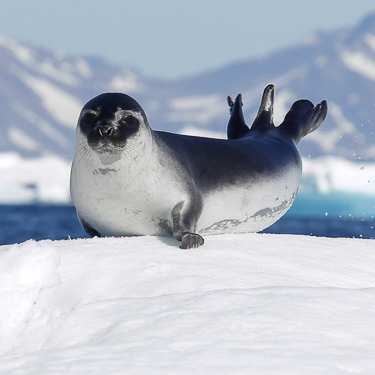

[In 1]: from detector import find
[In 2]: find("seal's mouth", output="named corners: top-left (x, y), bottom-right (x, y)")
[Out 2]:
top-left (87, 123), bottom-right (127, 153)
top-left (91, 141), bottom-right (125, 154)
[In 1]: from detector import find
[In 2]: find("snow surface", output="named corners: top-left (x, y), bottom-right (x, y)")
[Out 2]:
top-left (1, 234), bottom-right (375, 374)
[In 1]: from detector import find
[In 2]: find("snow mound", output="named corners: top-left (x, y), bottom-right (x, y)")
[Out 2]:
top-left (0, 241), bottom-right (60, 354)
top-left (0, 234), bottom-right (375, 374)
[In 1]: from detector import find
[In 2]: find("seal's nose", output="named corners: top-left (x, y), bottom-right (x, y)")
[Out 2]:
top-left (97, 124), bottom-right (114, 137)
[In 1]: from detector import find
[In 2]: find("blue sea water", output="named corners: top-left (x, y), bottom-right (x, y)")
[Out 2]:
top-left (0, 203), bottom-right (374, 246)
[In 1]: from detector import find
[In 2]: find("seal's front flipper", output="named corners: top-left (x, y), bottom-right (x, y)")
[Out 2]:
top-left (278, 99), bottom-right (328, 144)
top-left (249, 84), bottom-right (275, 133)
top-left (180, 232), bottom-right (204, 249)
top-left (172, 200), bottom-right (204, 249)
top-left (227, 94), bottom-right (249, 140)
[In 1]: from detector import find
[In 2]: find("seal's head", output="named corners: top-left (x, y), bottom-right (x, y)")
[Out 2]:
top-left (78, 93), bottom-right (149, 154)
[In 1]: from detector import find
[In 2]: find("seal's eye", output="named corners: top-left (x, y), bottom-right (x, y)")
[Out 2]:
top-left (122, 115), bottom-right (139, 127)
top-left (82, 111), bottom-right (98, 125)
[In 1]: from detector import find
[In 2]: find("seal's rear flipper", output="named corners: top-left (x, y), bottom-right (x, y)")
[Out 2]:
top-left (278, 99), bottom-right (328, 144)
top-left (227, 94), bottom-right (249, 140)
top-left (248, 84), bottom-right (276, 133)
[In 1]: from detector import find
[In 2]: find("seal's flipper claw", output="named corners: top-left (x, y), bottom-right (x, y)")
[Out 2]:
top-left (311, 100), bottom-right (328, 131)
top-left (180, 232), bottom-right (204, 249)
top-left (227, 96), bottom-right (235, 113)
top-left (227, 93), bottom-right (249, 140)
top-left (260, 84), bottom-right (275, 118)
top-left (279, 99), bottom-right (328, 144)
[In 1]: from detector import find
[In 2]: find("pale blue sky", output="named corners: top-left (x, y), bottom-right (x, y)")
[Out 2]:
top-left (1, 0), bottom-right (375, 79)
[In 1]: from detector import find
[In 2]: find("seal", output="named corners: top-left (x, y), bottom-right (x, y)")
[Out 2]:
top-left (70, 84), bottom-right (327, 249)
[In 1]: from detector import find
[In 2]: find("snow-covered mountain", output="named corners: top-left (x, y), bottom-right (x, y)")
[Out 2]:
top-left (0, 35), bottom-right (150, 159)
top-left (1, 14), bottom-right (375, 161)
